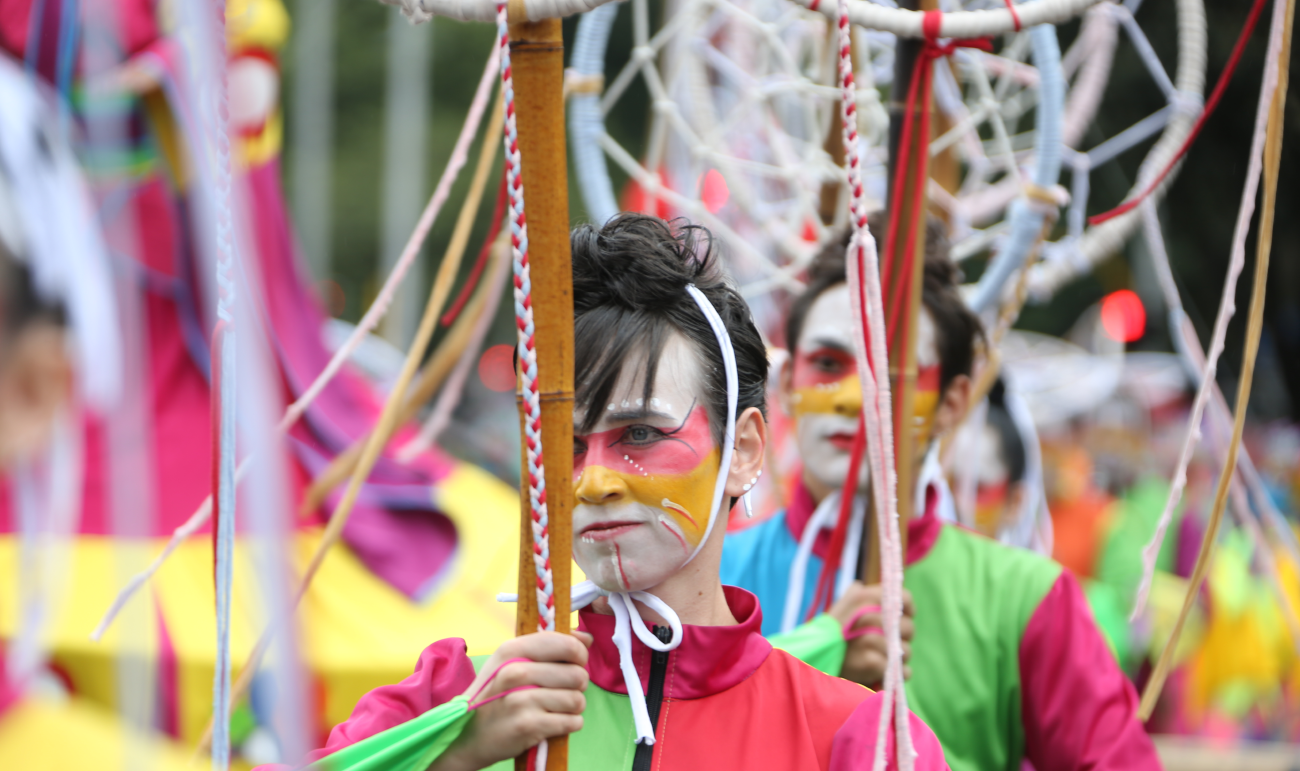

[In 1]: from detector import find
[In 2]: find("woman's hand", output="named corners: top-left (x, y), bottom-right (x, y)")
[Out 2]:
top-left (827, 582), bottom-right (914, 688)
top-left (428, 631), bottom-right (593, 771)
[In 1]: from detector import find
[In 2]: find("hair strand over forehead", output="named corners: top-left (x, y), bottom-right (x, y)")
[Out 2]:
top-left (571, 213), bottom-right (767, 443)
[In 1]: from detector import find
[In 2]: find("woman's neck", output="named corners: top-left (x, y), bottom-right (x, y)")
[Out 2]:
top-left (591, 555), bottom-right (737, 628)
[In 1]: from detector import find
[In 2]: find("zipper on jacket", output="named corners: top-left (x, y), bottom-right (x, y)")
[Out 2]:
top-left (631, 625), bottom-right (673, 771)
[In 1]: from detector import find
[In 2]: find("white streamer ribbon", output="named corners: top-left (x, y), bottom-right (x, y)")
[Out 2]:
top-left (779, 491), bottom-right (868, 634)
top-left (499, 580), bottom-right (682, 744)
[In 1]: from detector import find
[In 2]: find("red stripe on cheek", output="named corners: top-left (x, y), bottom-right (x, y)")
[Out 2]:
top-left (660, 520), bottom-right (688, 551)
top-left (615, 544), bottom-right (631, 590)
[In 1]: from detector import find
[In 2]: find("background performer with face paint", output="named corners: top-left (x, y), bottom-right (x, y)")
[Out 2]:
top-left (720, 214), bottom-right (1163, 771)
top-left (252, 213), bottom-right (949, 771)
top-left (0, 58), bottom-right (198, 769)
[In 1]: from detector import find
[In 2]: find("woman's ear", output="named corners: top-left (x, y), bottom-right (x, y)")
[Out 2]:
top-left (724, 406), bottom-right (767, 500)
top-left (775, 350), bottom-right (795, 418)
top-left (933, 373), bottom-right (972, 439)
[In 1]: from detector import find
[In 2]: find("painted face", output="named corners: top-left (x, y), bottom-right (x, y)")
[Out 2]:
top-left (910, 310), bottom-right (942, 449)
top-left (973, 423), bottom-right (1012, 536)
top-left (789, 285), bottom-right (862, 496)
top-left (572, 334), bottom-right (721, 593)
top-left (789, 286), bottom-right (944, 494)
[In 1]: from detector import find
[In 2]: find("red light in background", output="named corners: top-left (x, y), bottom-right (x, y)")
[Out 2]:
top-left (620, 171), bottom-right (673, 220)
top-left (1100, 289), bottom-right (1146, 343)
top-left (700, 169), bottom-right (729, 213)
top-left (478, 344), bottom-right (517, 392)
top-left (801, 218), bottom-right (819, 243)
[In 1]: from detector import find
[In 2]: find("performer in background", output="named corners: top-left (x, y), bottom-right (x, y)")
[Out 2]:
top-left (721, 215), bottom-right (1162, 771)
top-left (0, 54), bottom-right (194, 769)
top-left (0, 0), bottom-right (521, 756)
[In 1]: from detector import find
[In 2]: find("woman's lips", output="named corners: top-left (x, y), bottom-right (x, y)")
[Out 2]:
top-left (828, 432), bottom-right (856, 451)
top-left (579, 521), bottom-right (643, 542)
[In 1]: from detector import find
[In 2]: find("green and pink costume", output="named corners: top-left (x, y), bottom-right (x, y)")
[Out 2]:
top-left (721, 483), bottom-right (1161, 771)
top-left (268, 587), bottom-right (948, 770)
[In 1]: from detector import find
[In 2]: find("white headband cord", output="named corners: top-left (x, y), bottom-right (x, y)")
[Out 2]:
top-left (499, 283), bottom-right (740, 747)
top-left (683, 283), bottom-right (739, 565)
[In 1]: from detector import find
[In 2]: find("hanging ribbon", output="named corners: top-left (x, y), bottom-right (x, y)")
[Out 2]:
top-left (805, 11), bottom-right (991, 622)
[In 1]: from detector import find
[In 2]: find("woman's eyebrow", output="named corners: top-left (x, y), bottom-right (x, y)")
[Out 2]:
top-left (603, 409), bottom-right (675, 423)
top-left (805, 337), bottom-right (853, 354)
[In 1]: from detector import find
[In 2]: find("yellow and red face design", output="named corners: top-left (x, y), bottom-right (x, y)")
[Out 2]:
top-left (974, 479), bottom-right (1011, 536)
top-left (572, 337), bottom-right (722, 593)
top-left (789, 286), bottom-right (945, 495)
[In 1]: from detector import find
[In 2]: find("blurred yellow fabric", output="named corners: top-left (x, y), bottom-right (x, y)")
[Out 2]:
top-left (0, 696), bottom-right (204, 770)
top-left (0, 461), bottom-right (551, 745)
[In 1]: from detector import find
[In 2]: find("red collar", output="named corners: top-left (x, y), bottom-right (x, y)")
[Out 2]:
top-left (578, 586), bottom-right (772, 700)
top-left (784, 480), bottom-right (943, 566)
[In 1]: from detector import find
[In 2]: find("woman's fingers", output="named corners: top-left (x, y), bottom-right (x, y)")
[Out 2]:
top-left (495, 631), bottom-right (590, 667)
top-left (491, 660), bottom-right (589, 694)
top-left (505, 686), bottom-right (587, 716)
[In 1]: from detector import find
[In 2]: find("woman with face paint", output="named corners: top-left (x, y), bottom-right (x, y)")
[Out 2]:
top-left (264, 214), bottom-right (949, 771)
top-left (720, 216), bottom-right (1162, 771)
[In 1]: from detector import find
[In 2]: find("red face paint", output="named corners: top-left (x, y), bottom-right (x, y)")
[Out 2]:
top-left (573, 405), bottom-right (722, 592)
top-left (974, 479), bottom-right (1010, 536)
top-left (574, 405), bottom-right (714, 480)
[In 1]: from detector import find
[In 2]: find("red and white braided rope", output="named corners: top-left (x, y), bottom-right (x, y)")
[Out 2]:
top-left (835, 2), bottom-right (913, 769)
top-left (498, 2), bottom-right (556, 635)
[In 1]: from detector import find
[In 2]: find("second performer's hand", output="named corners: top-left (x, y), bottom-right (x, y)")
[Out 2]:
top-left (428, 631), bottom-right (593, 771)
top-left (827, 582), bottom-right (914, 689)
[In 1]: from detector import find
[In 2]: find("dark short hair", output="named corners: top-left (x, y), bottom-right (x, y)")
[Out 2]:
top-left (986, 378), bottom-right (1026, 484)
top-left (571, 213), bottom-right (768, 444)
top-left (0, 232), bottom-right (64, 340)
top-left (783, 212), bottom-right (982, 395)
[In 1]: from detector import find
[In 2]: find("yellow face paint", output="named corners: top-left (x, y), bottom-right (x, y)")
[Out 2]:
top-left (792, 373), bottom-right (863, 420)
top-left (909, 364), bottom-right (942, 447)
top-left (573, 407), bottom-right (722, 591)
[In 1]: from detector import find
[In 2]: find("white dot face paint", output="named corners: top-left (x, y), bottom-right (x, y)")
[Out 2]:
top-left (572, 334), bottom-right (722, 593)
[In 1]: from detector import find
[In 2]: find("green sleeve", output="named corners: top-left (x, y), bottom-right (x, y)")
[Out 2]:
top-left (770, 613), bottom-right (846, 676)
top-left (311, 696), bottom-right (475, 771)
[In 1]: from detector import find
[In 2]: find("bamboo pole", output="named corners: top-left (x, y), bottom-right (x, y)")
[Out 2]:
top-left (862, 0), bottom-right (934, 582)
top-left (506, 12), bottom-right (574, 771)
top-left (1137, 0), bottom-right (1293, 718)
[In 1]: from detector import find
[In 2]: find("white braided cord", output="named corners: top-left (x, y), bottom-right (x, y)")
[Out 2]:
top-left (835, 1), bottom-right (911, 769)
top-left (209, 0), bottom-right (238, 767)
top-left (498, 2), bottom-right (556, 634)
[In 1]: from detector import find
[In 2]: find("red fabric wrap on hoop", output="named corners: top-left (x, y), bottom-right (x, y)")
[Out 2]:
top-left (1004, 0), bottom-right (1022, 33)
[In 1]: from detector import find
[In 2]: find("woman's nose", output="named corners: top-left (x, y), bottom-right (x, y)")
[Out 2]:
top-left (833, 374), bottom-right (863, 416)
top-left (575, 465), bottom-right (629, 505)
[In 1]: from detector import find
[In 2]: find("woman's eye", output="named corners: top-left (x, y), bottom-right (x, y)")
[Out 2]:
top-left (623, 425), bottom-right (661, 444)
top-left (573, 438), bottom-right (588, 456)
top-left (814, 356), bottom-right (842, 373)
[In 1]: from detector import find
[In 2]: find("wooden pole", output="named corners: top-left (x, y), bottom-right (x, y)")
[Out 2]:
top-left (862, 0), bottom-right (934, 582)
top-left (507, 13), bottom-right (574, 771)
top-left (819, 26), bottom-right (855, 226)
